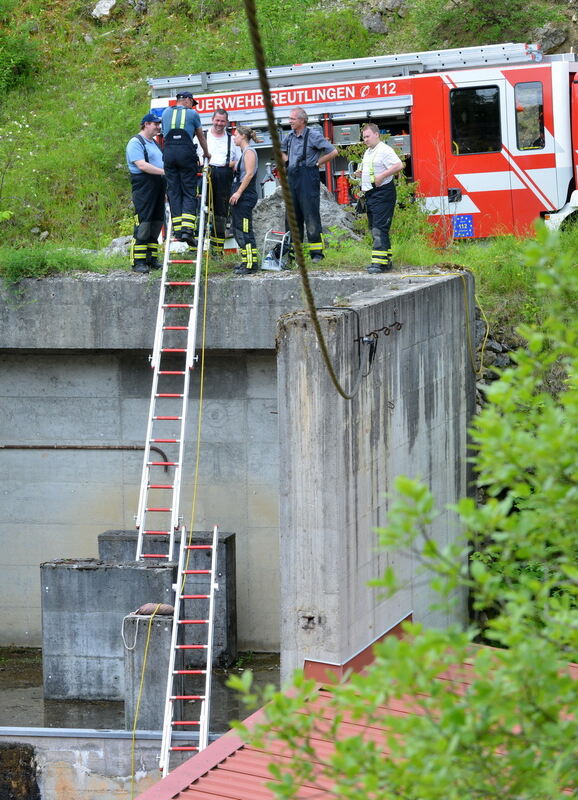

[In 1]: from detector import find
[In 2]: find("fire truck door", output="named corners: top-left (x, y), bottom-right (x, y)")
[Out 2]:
top-left (442, 78), bottom-right (514, 239)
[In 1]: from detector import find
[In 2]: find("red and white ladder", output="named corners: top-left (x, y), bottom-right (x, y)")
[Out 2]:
top-left (132, 161), bottom-right (219, 771)
top-left (159, 523), bottom-right (219, 776)
top-left (135, 161), bottom-right (210, 562)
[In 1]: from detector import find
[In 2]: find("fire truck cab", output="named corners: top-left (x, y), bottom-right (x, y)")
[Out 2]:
top-left (149, 42), bottom-right (578, 240)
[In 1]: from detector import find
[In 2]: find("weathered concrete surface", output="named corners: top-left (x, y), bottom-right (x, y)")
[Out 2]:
top-left (0, 269), bottom-right (474, 663)
top-left (277, 272), bottom-right (476, 678)
top-left (99, 530), bottom-right (237, 667)
top-left (0, 271), bottom-right (406, 351)
top-left (41, 561), bottom-right (176, 700)
top-left (0, 730), bottom-right (167, 799)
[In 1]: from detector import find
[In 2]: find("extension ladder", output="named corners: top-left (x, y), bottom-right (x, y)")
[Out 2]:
top-left (159, 523), bottom-right (219, 776)
top-left (135, 161), bottom-right (210, 562)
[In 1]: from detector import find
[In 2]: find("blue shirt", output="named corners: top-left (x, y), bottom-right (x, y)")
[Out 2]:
top-left (161, 104), bottom-right (202, 141)
top-left (126, 135), bottom-right (164, 175)
top-left (281, 127), bottom-right (334, 168)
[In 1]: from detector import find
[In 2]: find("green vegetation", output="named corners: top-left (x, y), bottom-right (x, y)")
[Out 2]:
top-left (0, 0), bottom-right (572, 336)
top-left (393, 0), bottom-right (559, 51)
top-left (229, 224), bottom-right (578, 798)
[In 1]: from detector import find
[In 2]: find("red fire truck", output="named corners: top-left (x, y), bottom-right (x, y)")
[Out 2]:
top-left (149, 42), bottom-right (578, 241)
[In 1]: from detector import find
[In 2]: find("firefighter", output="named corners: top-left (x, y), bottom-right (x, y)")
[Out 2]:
top-left (281, 107), bottom-right (337, 262)
top-left (125, 113), bottom-right (166, 274)
top-left (199, 108), bottom-right (241, 258)
top-left (161, 91), bottom-right (210, 245)
top-left (229, 126), bottom-right (259, 276)
top-left (358, 123), bottom-right (403, 273)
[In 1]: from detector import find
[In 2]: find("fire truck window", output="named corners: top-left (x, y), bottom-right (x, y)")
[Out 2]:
top-left (450, 86), bottom-right (501, 155)
top-left (515, 82), bottom-right (544, 150)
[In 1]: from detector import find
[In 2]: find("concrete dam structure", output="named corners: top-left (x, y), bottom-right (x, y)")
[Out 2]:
top-left (0, 267), bottom-right (475, 797)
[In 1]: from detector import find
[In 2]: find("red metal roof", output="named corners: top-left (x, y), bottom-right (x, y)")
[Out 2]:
top-left (136, 649), bottom-right (578, 800)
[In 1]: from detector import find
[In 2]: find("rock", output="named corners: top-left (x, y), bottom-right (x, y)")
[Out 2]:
top-left (101, 235), bottom-right (131, 256)
top-left (91, 0), bottom-right (116, 19)
top-left (474, 319), bottom-right (488, 348)
top-left (84, 33), bottom-right (94, 44)
top-left (39, 231), bottom-right (49, 241)
top-left (361, 12), bottom-right (389, 33)
top-left (486, 338), bottom-right (503, 353)
top-left (532, 22), bottom-right (567, 53)
top-left (252, 184), bottom-right (359, 255)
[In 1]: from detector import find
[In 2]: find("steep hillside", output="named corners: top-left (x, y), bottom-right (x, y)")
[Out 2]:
top-left (0, 0), bottom-right (571, 247)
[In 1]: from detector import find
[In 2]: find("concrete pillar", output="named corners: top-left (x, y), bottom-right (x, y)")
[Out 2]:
top-left (41, 560), bottom-right (176, 700)
top-left (123, 612), bottom-right (183, 731)
top-left (277, 275), bottom-right (475, 680)
top-left (98, 530), bottom-right (237, 666)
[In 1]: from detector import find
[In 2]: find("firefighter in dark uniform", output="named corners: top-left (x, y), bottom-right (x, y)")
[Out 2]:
top-left (161, 91), bottom-right (210, 245)
top-left (229, 126), bottom-right (259, 275)
top-left (281, 106), bottom-right (338, 262)
top-left (125, 113), bottom-right (166, 273)
top-left (358, 123), bottom-right (403, 273)
top-left (199, 108), bottom-right (241, 258)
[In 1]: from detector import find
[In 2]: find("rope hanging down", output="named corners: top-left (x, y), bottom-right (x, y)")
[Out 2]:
top-left (242, 0), bottom-right (372, 400)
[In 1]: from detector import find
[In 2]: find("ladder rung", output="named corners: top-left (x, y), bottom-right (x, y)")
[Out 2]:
top-left (163, 325), bottom-right (188, 330)
top-left (169, 261), bottom-right (194, 265)
top-left (176, 644), bottom-right (208, 650)
top-left (151, 438), bottom-right (179, 443)
top-left (183, 570), bottom-right (210, 574)
top-left (144, 530), bottom-right (170, 535)
top-left (178, 619), bottom-right (209, 624)
top-left (181, 594), bottom-right (210, 599)
top-left (159, 370), bottom-right (186, 375)
top-left (156, 393), bottom-right (184, 398)
top-left (164, 303), bottom-right (193, 309)
top-left (162, 348), bottom-right (186, 353)
top-left (174, 669), bottom-right (206, 675)
top-left (148, 461), bottom-right (178, 466)
top-left (185, 545), bottom-right (213, 550)
top-left (146, 507), bottom-right (172, 512)
top-left (148, 484), bottom-right (174, 490)
top-left (153, 416), bottom-right (181, 421)
top-left (172, 721), bottom-right (200, 726)
top-left (142, 554), bottom-right (170, 559)
top-left (171, 695), bottom-right (205, 700)
top-left (170, 746), bottom-right (199, 752)
top-left (166, 280), bottom-right (194, 285)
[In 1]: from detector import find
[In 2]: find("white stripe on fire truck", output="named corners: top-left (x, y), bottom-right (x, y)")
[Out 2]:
top-left (502, 146), bottom-right (554, 209)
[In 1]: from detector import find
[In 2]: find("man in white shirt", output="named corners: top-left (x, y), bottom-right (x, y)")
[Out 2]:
top-left (359, 123), bottom-right (403, 273)
top-left (199, 108), bottom-right (241, 257)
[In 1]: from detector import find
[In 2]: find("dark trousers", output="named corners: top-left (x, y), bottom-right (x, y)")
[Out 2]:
top-left (231, 184), bottom-right (258, 269)
top-left (163, 142), bottom-right (199, 236)
top-left (209, 165), bottom-right (234, 252)
top-left (130, 172), bottom-right (166, 266)
top-left (366, 181), bottom-right (396, 266)
top-left (287, 166), bottom-right (323, 257)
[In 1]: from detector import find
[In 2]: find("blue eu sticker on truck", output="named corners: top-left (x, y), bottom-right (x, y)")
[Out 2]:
top-left (452, 214), bottom-right (474, 238)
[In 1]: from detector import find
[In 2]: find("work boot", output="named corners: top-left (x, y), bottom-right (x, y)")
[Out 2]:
top-left (132, 263), bottom-right (149, 274)
top-left (234, 264), bottom-right (257, 275)
top-left (367, 263), bottom-right (391, 274)
top-left (310, 253), bottom-right (324, 263)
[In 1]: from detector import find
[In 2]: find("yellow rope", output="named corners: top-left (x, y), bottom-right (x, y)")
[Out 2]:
top-left (130, 603), bottom-right (162, 800)
top-left (183, 170), bottom-right (213, 579)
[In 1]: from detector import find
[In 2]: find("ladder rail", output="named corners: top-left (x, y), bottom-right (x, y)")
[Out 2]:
top-left (186, 159), bottom-right (209, 371)
top-left (198, 524), bottom-right (219, 751)
top-left (159, 524), bottom-right (187, 776)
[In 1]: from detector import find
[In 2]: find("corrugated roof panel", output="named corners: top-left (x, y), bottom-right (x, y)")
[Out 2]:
top-left (137, 655), bottom-right (578, 800)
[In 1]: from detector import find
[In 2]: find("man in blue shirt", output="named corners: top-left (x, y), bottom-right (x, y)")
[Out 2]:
top-left (161, 92), bottom-right (211, 246)
top-left (281, 107), bottom-right (337, 262)
top-left (126, 113), bottom-right (166, 273)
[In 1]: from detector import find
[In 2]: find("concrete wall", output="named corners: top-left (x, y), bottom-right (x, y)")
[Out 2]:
top-left (0, 729), bottom-right (184, 799)
top-left (0, 271), bottom-right (474, 660)
top-left (277, 274), bottom-right (476, 677)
